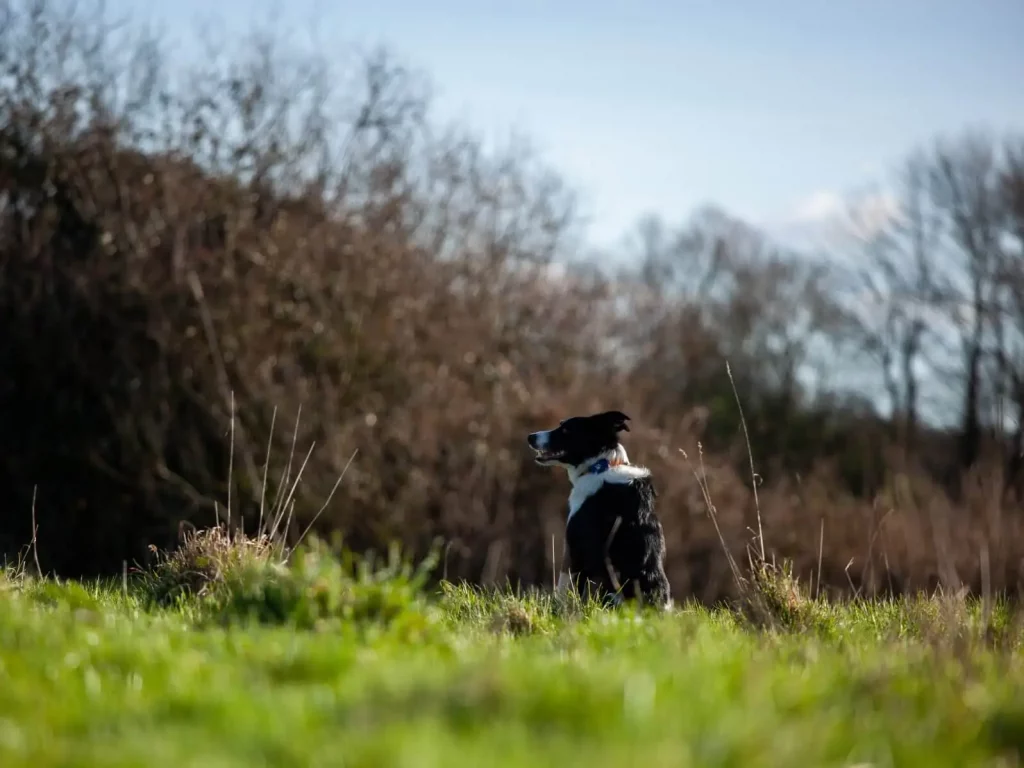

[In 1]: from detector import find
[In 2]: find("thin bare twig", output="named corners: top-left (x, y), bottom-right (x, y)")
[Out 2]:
top-left (30, 485), bottom-right (42, 578)
top-left (227, 390), bottom-right (235, 530)
top-left (271, 405), bottom-right (303, 527)
top-left (551, 534), bottom-right (556, 591)
top-left (726, 361), bottom-right (765, 563)
top-left (289, 448), bottom-right (359, 556)
top-left (815, 517), bottom-right (824, 601)
top-left (257, 405), bottom-right (278, 538)
top-left (269, 440), bottom-right (316, 545)
top-left (679, 446), bottom-right (744, 593)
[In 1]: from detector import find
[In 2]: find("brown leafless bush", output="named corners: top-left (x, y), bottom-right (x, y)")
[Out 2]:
top-left (0, 0), bottom-right (611, 584)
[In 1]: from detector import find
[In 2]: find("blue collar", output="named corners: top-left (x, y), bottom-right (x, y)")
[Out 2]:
top-left (587, 458), bottom-right (611, 475)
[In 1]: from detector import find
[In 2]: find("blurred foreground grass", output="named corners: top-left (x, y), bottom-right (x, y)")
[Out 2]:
top-left (2, 540), bottom-right (1024, 768)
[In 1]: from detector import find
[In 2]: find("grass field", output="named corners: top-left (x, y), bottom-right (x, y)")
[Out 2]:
top-left (2, 535), bottom-right (1024, 768)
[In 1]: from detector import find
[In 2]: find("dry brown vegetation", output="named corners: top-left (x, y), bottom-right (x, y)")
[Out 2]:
top-left (3, 0), bottom-right (1024, 604)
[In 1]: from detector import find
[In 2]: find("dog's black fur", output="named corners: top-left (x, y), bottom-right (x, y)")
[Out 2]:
top-left (527, 411), bottom-right (671, 607)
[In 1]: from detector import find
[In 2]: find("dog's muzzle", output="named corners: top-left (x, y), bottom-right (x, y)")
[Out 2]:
top-left (527, 431), bottom-right (564, 463)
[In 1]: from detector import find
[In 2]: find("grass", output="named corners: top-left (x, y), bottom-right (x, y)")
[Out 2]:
top-left (2, 537), bottom-right (1024, 767)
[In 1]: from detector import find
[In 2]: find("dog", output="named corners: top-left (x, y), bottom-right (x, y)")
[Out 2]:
top-left (527, 410), bottom-right (671, 608)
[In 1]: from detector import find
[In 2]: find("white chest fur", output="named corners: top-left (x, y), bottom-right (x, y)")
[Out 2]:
top-left (567, 464), bottom-right (651, 522)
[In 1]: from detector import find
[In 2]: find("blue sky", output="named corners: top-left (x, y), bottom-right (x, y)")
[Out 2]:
top-left (113, 0), bottom-right (1024, 251)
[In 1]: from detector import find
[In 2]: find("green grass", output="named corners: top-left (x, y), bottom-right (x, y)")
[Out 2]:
top-left (3, 546), bottom-right (1024, 767)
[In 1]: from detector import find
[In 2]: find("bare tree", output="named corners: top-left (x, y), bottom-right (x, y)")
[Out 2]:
top-left (995, 137), bottom-right (1024, 484)
top-left (854, 152), bottom-right (942, 454)
top-left (928, 133), bottom-right (1005, 470)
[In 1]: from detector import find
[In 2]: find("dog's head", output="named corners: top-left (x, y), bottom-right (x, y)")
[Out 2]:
top-left (526, 410), bottom-right (631, 468)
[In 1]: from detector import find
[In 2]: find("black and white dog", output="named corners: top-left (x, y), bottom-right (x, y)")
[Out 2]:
top-left (527, 410), bottom-right (671, 608)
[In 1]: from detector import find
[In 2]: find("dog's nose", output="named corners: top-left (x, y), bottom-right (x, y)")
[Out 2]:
top-left (528, 431), bottom-right (550, 449)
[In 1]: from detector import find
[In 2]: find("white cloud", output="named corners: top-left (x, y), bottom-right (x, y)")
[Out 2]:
top-left (765, 188), bottom-right (903, 252)
top-left (842, 190), bottom-right (902, 240)
top-left (790, 190), bottom-right (846, 223)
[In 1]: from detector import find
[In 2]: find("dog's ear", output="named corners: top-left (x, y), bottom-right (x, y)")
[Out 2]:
top-left (598, 410), bottom-right (631, 433)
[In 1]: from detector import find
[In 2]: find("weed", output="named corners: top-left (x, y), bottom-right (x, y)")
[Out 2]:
top-left (201, 537), bottom-right (441, 635)
top-left (138, 525), bottom-right (277, 606)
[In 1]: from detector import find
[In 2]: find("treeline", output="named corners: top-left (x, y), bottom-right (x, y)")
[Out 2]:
top-left (2, 1), bottom-right (1023, 601)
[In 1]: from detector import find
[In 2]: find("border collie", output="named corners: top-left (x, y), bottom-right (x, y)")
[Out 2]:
top-left (527, 410), bottom-right (671, 608)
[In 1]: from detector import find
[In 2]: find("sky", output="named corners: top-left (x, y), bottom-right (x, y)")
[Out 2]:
top-left (110, 0), bottom-right (1024, 253)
